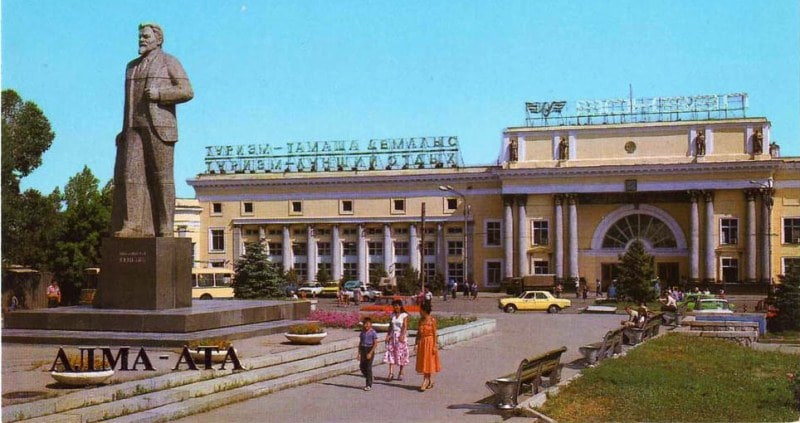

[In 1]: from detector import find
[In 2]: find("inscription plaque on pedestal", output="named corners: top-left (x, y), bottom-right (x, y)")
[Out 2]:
top-left (95, 238), bottom-right (192, 310)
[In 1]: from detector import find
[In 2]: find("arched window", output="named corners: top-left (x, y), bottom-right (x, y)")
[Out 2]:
top-left (601, 214), bottom-right (677, 249)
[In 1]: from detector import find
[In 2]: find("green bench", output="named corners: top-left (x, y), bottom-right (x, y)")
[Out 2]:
top-left (485, 346), bottom-right (567, 409)
top-left (579, 326), bottom-right (624, 365)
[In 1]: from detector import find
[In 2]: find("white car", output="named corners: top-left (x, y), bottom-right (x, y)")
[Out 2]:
top-left (297, 282), bottom-right (323, 296)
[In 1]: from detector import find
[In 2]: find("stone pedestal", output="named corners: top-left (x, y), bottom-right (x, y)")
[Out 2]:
top-left (95, 237), bottom-right (192, 310)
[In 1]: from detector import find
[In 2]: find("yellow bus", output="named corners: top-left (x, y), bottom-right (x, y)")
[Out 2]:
top-left (191, 268), bottom-right (234, 299)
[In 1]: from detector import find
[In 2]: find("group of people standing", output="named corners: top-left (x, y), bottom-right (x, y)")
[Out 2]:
top-left (357, 299), bottom-right (441, 392)
top-left (445, 279), bottom-right (478, 301)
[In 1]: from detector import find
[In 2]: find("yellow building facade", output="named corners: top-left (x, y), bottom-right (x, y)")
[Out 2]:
top-left (187, 94), bottom-right (800, 291)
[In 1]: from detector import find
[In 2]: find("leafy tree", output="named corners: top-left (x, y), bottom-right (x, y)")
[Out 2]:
top-left (369, 265), bottom-right (388, 286)
top-left (48, 167), bottom-right (112, 304)
top-left (233, 240), bottom-right (284, 298)
top-left (2, 89), bottom-right (55, 196)
top-left (2, 188), bottom-right (61, 267)
top-left (770, 266), bottom-right (800, 332)
top-left (396, 266), bottom-right (420, 295)
top-left (2, 89), bottom-right (56, 268)
top-left (428, 272), bottom-right (445, 295)
top-left (316, 268), bottom-right (332, 284)
top-left (616, 240), bottom-right (657, 304)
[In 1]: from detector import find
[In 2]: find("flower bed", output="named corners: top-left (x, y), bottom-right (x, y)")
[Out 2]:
top-left (307, 310), bottom-right (361, 329)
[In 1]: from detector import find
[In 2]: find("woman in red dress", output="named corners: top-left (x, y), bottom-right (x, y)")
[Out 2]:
top-left (415, 302), bottom-right (441, 391)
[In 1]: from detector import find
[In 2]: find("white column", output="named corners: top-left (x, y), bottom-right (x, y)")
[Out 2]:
top-left (704, 192), bottom-right (716, 283)
top-left (258, 226), bottom-right (266, 241)
top-left (746, 190), bottom-right (757, 282)
top-left (332, 225), bottom-right (342, 281)
top-left (567, 195), bottom-right (579, 282)
top-left (384, 224), bottom-right (393, 276)
top-left (357, 224), bottom-right (367, 283)
top-left (437, 223), bottom-right (446, 280)
top-left (503, 197), bottom-right (514, 278)
top-left (761, 191), bottom-right (774, 283)
top-left (689, 192), bottom-right (700, 283)
top-left (409, 224), bottom-right (420, 272)
top-left (517, 195), bottom-right (528, 277)
top-left (554, 195), bottom-right (564, 282)
top-left (232, 226), bottom-right (242, 260)
top-left (282, 225), bottom-right (292, 273)
top-left (307, 225), bottom-right (317, 282)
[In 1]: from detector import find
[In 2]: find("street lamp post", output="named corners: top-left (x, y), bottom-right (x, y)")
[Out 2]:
top-left (439, 185), bottom-right (469, 288)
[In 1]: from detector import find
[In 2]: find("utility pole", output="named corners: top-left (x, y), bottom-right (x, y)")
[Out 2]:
top-left (420, 202), bottom-right (426, 291)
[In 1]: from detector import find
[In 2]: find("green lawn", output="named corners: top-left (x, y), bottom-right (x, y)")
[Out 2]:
top-left (538, 333), bottom-right (799, 422)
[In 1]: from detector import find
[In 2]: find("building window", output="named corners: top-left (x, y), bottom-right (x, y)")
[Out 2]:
top-left (368, 241), bottom-right (384, 256)
top-left (343, 242), bottom-right (357, 256)
top-left (394, 226), bottom-right (409, 235)
top-left (392, 198), bottom-right (406, 214)
top-left (445, 198), bottom-right (458, 213)
top-left (340, 200), bottom-right (354, 214)
top-left (394, 262), bottom-right (408, 275)
top-left (210, 260), bottom-right (225, 268)
top-left (721, 257), bottom-right (739, 283)
top-left (293, 228), bottom-right (305, 236)
top-left (211, 202), bottom-right (222, 215)
top-left (209, 229), bottom-right (225, 252)
top-left (316, 228), bottom-right (331, 236)
top-left (177, 225), bottom-right (189, 238)
top-left (242, 202), bottom-right (254, 215)
top-left (343, 227), bottom-right (357, 236)
top-left (423, 241), bottom-right (436, 256)
top-left (720, 218), bottom-right (738, 245)
top-left (367, 227), bottom-right (381, 235)
top-left (448, 262), bottom-right (464, 283)
top-left (783, 257), bottom-right (800, 275)
top-left (448, 241), bottom-right (463, 256)
top-left (447, 226), bottom-right (463, 234)
top-left (424, 227), bottom-right (436, 235)
top-left (486, 261), bottom-right (502, 286)
top-left (422, 263), bottom-right (436, 281)
top-left (532, 260), bottom-right (550, 275)
top-left (532, 220), bottom-right (549, 246)
top-left (343, 263), bottom-right (358, 280)
top-left (394, 241), bottom-right (409, 256)
top-left (317, 242), bottom-right (331, 256)
top-left (294, 263), bottom-right (308, 282)
top-left (785, 218), bottom-right (800, 244)
top-left (290, 201), bottom-right (303, 215)
top-left (485, 221), bottom-right (501, 247)
top-left (292, 242), bottom-right (307, 256)
top-left (268, 242), bottom-right (282, 257)
top-left (268, 228), bottom-right (281, 236)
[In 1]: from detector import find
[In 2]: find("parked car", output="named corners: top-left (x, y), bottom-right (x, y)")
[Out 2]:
top-left (298, 282), bottom-right (323, 297)
top-left (689, 298), bottom-right (734, 313)
top-left (360, 295), bottom-right (420, 313)
top-left (341, 280), bottom-right (382, 302)
top-left (320, 282), bottom-right (340, 297)
top-left (498, 290), bottom-right (572, 314)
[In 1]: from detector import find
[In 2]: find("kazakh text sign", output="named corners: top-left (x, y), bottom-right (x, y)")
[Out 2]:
top-left (204, 136), bottom-right (462, 173)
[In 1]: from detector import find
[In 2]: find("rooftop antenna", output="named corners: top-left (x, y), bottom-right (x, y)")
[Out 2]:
top-left (629, 84), bottom-right (634, 113)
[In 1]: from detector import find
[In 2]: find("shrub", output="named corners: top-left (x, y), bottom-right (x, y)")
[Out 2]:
top-left (770, 268), bottom-right (800, 332)
top-left (407, 314), bottom-right (476, 330)
top-left (307, 310), bottom-right (361, 329)
top-left (288, 322), bottom-right (324, 334)
top-left (366, 312), bottom-right (391, 324)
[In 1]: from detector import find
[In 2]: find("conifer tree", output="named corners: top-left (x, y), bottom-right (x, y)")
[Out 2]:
top-left (771, 266), bottom-right (800, 332)
top-left (233, 240), bottom-right (284, 298)
top-left (617, 239), bottom-right (657, 304)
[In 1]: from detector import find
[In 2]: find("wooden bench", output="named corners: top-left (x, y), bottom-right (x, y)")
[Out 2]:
top-left (485, 346), bottom-right (567, 409)
top-left (624, 312), bottom-right (662, 345)
top-left (579, 327), bottom-right (624, 365)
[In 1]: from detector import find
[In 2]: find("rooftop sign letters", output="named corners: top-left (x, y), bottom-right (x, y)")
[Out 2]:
top-left (525, 93), bottom-right (748, 126)
top-left (204, 136), bottom-right (463, 174)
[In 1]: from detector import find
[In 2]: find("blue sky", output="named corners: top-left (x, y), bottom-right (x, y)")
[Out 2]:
top-left (4, 1), bottom-right (799, 198)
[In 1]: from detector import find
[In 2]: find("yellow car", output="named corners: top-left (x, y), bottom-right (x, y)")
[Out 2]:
top-left (498, 290), bottom-right (572, 314)
top-left (320, 282), bottom-right (340, 297)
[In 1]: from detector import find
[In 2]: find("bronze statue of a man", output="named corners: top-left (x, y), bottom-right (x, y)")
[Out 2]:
top-left (112, 23), bottom-right (193, 237)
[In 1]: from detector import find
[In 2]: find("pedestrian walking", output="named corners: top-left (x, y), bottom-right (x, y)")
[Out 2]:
top-left (582, 284), bottom-right (588, 300)
top-left (357, 317), bottom-right (378, 391)
top-left (575, 279), bottom-right (580, 298)
top-left (450, 279), bottom-right (458, 300)
top-left (595, 279), bottom-right (602, 297)
top-left (470, 281), bottom-right (478, 300)
top-left (424, 288), bottom-right (433, 309)
top-left (414, 302), bottom-right (441, 391)
top-left (384, 299), bottom-right (409, 381)
top-left (46, 280), bottom-right (61, 308)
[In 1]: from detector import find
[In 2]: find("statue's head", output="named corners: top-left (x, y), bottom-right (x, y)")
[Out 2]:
top-left (138, 23), bottom-right (164, 55)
